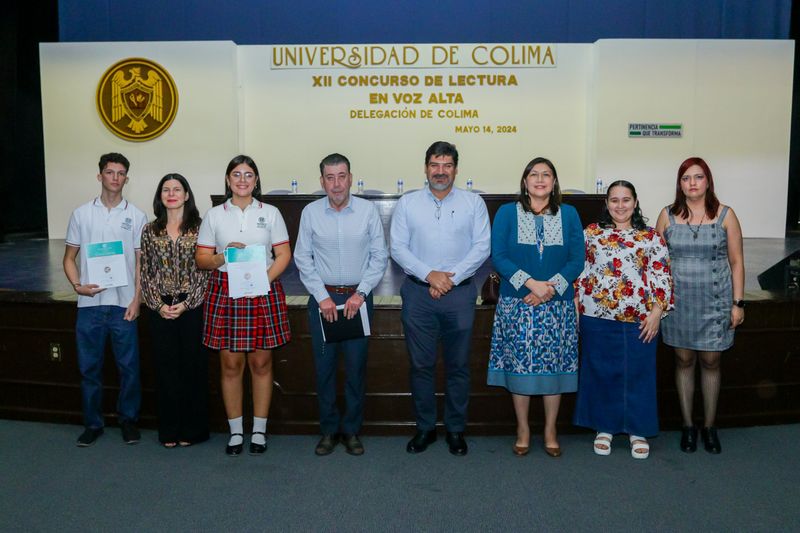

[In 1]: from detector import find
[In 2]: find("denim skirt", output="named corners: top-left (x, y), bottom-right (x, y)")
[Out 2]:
top-left (573, 315), bottom-right (659, 437)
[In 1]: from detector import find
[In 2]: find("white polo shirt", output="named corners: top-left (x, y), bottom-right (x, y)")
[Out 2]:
top-left (197, 198), bottom-right (289, 272)
top-left (65, 197), bottom-right (147, 309)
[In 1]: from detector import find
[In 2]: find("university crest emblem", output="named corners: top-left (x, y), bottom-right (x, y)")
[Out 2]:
top-left (96, 58), bottom-right (178, 142)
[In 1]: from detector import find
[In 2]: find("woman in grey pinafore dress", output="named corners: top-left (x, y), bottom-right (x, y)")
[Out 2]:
top-left (656, 157), bottom-right (745, 456)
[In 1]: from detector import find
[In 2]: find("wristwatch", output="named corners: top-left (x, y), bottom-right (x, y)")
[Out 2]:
top-left (733, 299), bottom-right (746, 308)
top-left (356, 290), bottom-right (367, 299)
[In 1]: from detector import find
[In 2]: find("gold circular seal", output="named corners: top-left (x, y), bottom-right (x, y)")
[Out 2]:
top-left (96, 58), bottom-right (178, 142)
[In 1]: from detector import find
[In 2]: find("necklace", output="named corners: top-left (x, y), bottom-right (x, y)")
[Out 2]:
top-left (687, 212), bottom-right (705, 240)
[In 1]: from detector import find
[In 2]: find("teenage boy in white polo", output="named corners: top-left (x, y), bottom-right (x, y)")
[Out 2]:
top-left (63, 153), bottom-right (147, 446)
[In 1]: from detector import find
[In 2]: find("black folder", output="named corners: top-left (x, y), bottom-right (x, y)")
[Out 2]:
top-left (319, 304), bottom-right (371, 342)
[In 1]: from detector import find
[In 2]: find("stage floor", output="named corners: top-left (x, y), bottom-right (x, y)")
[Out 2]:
top-left (2, 238), bottom-right (798, 433)
top-left (1, 237), bottom-right (798, 300)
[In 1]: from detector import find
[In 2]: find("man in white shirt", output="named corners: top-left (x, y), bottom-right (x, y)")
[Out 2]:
top-left (390, 141), bottom-right (491, 456)
top-left (63, 153), bottom-right (147, 447)
top-left (294, 153), bottom-right (388, 456)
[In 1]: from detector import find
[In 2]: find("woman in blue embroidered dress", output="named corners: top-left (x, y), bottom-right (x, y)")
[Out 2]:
top-left (574, 180), bottom-right (673, 459)
top-left (487, 157), bottom-right (584, 457)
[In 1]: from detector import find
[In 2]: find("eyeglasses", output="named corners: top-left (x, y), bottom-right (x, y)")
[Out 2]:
top-left (230, 171), bottom-right (256, 181)
top-left (434, 199), bottom-right (442, 220)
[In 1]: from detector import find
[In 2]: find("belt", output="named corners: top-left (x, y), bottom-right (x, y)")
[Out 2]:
top-left (160, 293), bottom-right (188, 306)
top-left (324, 284), bottom-right (358, 295)
top-left (407, 275), bottom-right (472, 287)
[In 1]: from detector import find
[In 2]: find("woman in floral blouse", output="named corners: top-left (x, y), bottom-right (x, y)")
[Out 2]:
top-left (140, 173), bottom-right (210, 447)
top-left (573, 180), bottom-right (672, 459)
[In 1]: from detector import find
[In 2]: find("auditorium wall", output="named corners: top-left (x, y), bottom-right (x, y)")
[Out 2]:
top-left (592, 39), bottom-right (794, 235)
top-left (39, 41), bottom-right (239, 238)
top-left (40, 39), bottom-right (793, 238)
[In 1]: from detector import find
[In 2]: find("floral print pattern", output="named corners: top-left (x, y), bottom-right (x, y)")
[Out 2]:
top-left (576, 224), bottom-right (673, 323)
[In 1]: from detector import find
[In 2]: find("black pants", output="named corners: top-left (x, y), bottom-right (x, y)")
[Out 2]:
top-left (148, 307), bottom-right (210, 444)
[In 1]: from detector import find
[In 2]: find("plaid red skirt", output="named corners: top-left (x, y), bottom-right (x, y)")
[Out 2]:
top-left (202, 270), bottom-right (291, 351)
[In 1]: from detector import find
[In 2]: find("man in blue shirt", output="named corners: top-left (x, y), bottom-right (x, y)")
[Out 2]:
top-left (294, 153), bottom-right (388, 456)
top-left (390, 141), bottom-right (491, 455)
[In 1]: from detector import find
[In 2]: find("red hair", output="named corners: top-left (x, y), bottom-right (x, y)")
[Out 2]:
top-left (669, 156), bottom-right (720, 219)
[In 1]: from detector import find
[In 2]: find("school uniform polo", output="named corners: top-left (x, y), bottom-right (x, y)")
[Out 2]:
top-left (197, 198), bottom-right (291, 352)
top-left (197, 198), bottom-right (289, 271)
top-left (65, 197), bottom-right (147, 308)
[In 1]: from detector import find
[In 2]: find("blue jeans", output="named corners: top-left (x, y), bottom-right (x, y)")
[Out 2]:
top-left (75, 305), bottom-right (141, 429)
top-left (307, 293), bottom-right (373, 435)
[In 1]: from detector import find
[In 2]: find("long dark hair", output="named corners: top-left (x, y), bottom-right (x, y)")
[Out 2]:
top-left (517, 157), bottom-right (561, 215)
top-left (670, 156), bottom-right (720, 219)
top-left (598, 180), bottom-right (648, 230)
top-left (223, 154), bottom-right (262, 200)
top-left (151, 173), bottom-right (201, 234)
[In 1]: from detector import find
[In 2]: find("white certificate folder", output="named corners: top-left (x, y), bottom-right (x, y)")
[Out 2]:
top-left (225, 245), bottom-right (269, 299)
top-left (86, 241), bottom-right (128, 288)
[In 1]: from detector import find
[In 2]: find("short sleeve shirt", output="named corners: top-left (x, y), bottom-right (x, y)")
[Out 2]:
top-left (65, 197), bottom-right (147, 308)
top-left (197, 198), bottom-right (290, 272)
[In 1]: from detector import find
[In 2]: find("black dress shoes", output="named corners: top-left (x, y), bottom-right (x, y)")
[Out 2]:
top-left (120, 421), bottom-right (140, 445)
top-left (226, 433), bottom-right (244, 456)
top-left (342, 434), bottom-right (364, 456)
top-left (446, 432), bottom-right (468, 456)
top-left (406, 430), bottom-right (437, 454)
top-left (249, 431), bottom-right (267, 455)
top-left (315, 434), bottom-right (340, 456)
top-left (680, 426), bottom-right (698, 453)
top-left (76, 427), bottom-right (103, 447)
top-left (701, 426), bottom-right (722, 454)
